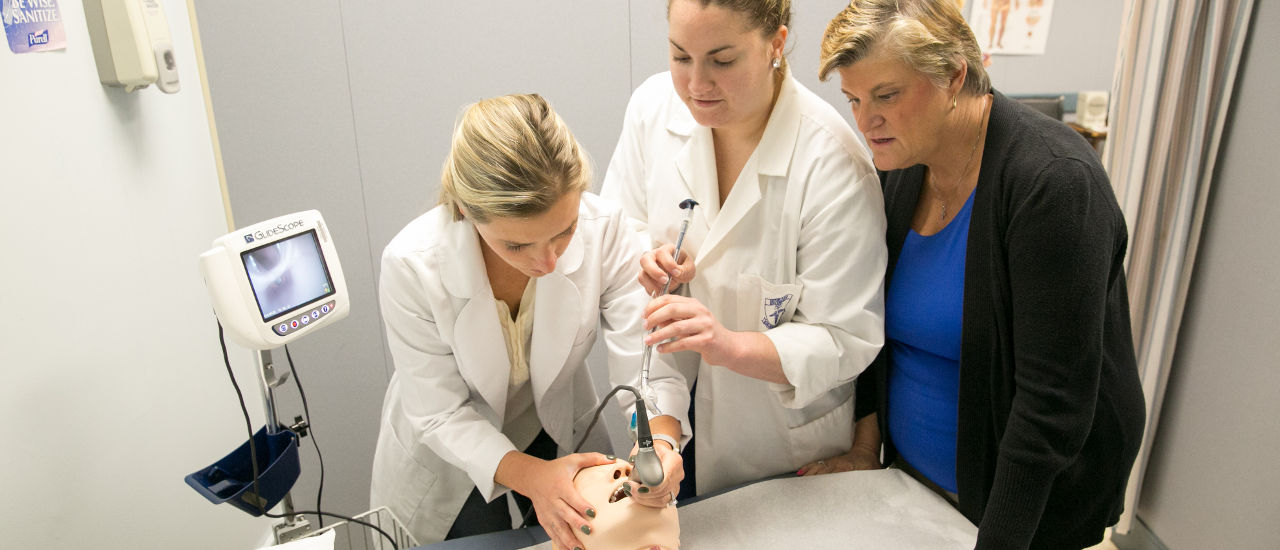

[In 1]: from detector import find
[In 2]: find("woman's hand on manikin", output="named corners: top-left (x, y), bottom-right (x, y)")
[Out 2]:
top-left (502, 451), bottom-right (613, 550)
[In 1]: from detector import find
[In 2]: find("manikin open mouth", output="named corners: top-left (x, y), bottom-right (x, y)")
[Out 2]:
top-left (608, 465), bottom-right (633, 503)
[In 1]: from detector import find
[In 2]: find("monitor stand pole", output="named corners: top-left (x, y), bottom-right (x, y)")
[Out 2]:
top-left (257, 348), bottom-right (313, 543)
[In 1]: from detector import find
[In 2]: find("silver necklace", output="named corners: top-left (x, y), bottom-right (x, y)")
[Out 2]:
top-left (930, 97), bottom-right (989, 220)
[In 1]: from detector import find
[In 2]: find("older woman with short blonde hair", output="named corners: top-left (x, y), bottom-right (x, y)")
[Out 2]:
top-left (801, 1), bottom-right (1147, 548)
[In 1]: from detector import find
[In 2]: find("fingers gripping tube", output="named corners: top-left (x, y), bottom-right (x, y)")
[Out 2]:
top-left (633, 199), bottom-right (697, 489)
top-left (638, 199), bottom-right (698, 419)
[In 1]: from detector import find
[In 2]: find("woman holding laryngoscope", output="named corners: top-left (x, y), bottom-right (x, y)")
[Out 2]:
top-left (368, 94), bottom-right (689, 549)
top-left (601, 0), bottom-right (888, 500)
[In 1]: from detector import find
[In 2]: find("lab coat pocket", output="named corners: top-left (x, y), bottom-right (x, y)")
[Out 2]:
top-left (370, 425), bottom-right (441, 536)
top-left (736, 273), bottom-right (802, 332)
top-left (785, 396), bottom-right (854, 466)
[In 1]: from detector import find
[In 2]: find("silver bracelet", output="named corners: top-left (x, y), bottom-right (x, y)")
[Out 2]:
top-left (650, 433), bottom-right (680, 454)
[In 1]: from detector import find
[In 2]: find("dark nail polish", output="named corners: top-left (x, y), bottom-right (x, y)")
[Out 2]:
top-left (586, 508), bottom-right (596, 518)
top-left (581, 524), bottom-right (592, 535)
top-left (638, 486), bottom-right (650, 493)
top-left (606, 455), bottom-right (616, 461)
top-left (574, 547), bottom-right (583, 550)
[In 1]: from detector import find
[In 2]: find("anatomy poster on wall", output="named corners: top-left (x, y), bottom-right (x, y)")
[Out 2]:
top-left (969, 0), bottom-right (1053, 55)
top-left (2, 0), bottom-right (66, 54)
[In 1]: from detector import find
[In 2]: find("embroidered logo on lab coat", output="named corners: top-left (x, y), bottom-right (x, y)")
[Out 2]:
top-left (761, 294), bottom-right (794, 329)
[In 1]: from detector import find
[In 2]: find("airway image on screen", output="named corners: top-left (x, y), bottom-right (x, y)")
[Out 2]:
top-left (242, 231), bottom-right (335, 321)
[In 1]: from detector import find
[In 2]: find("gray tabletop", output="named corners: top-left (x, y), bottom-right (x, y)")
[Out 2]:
top-left (416, 469), bottom-right (977, 550)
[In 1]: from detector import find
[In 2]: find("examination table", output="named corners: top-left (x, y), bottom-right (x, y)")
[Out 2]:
top-left (418, 468), bottom-right (978, 549)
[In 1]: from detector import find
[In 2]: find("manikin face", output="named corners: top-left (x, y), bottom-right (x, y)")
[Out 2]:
top-left (666, 0), bottom-right (785, 134)
top-left (472, 192), bottom-right (581, 278)
top-left (554, 459), bottom-right (680, 550)
top-left (835, 48), bottom-right (955, 172)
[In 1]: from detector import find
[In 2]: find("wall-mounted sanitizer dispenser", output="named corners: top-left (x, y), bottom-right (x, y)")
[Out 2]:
top-left (83, 0), bottom-right (180, 93)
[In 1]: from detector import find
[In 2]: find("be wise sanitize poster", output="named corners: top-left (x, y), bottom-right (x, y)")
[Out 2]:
top-left (2, 0), bottom-right (66, 54)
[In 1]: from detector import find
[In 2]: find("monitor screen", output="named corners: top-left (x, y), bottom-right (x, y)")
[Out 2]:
top-left (241, 229), bottom-right (336, 322)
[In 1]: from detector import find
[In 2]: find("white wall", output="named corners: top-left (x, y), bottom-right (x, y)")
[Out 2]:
top-left (0, 1), bottom-right (269, 547)
top-left (1131, 1), bottom-right (1280, 548)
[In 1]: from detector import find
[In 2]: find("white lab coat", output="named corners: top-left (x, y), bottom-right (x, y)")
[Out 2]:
top-left (601, 72), bottom-right (887, 495)
top-left (369, 193), bottom-right (691, 544)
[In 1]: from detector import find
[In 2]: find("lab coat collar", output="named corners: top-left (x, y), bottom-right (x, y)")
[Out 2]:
top-left (454, 271), bottom-right (582, 425)
top-left (667, 72), bottom-right (801, 221)
top-left (692, 73), bottom-right (804, 261)
top-left (665, 71), bottom-right (802, 172)
top-left (664, 78), bottom-right (718, 222)
top-left (756, 74), bottom-right (802, 178)
top-left (439, 215), bottom-right (487, 300)
top-left (436, 216), bottom-right (508, 419)
top-left (453, 289), bottom-right (511, 421)
top-left (437, 212), bottom-right (585, 420)
top-left (664, 88), bottom-right (697, 136)
top-left (673, 127), bottom-right (722, 224)
top-left (529, 272), bottom-right (581, 410)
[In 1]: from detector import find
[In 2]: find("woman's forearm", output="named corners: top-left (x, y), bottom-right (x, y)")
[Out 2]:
top-left (713, 330), bottom-right (788, 384)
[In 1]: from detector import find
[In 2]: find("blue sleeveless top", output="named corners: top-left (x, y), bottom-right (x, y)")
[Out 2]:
top-left (885, 191), bottom-right (974, 493)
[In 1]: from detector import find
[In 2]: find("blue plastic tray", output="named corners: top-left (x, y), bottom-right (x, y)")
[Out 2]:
top-left (185, 426), bottom-right (300, 516)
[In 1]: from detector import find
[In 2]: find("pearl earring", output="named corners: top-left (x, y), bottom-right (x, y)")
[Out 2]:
top-left (772, 58), bottom-right (781, 69)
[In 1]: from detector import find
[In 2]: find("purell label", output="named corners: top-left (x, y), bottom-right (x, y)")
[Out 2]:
top-left (2, 0), bottom-right (66, 54)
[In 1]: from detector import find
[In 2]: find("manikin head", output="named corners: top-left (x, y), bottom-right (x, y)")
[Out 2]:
top-left (554, 459), bottom-right (680, 550)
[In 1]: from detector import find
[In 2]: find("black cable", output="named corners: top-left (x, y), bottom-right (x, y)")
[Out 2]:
top-left (214, 321), bottom-right (397, 550)
top-left (518, 385), bottom-right (641, 529)
top-left (283, 344), bottom-right (325, 529)
top-left (217, 321), bottom-right (266, 517)
top-left (573, 385), bottom-right (642, 456)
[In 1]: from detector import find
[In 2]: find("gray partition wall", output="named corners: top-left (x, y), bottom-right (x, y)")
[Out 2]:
top-left (192, 0), bottom-right (1117, 529)
top-left (1132, 1), bottom-right (1280, 547)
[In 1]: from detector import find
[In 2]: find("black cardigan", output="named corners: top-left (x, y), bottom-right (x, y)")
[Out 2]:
top-left (857, 92), bottom-right (1146, 549)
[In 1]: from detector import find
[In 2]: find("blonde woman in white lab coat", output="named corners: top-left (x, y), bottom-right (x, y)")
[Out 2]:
top-left (370, 94), bottom-right (689, 549)
top-left (601, 0), bottom-right (887, 497)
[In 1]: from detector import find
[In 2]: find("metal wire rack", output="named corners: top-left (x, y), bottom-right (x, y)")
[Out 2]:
top-left (300, 506), bottom-right (418, 550)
